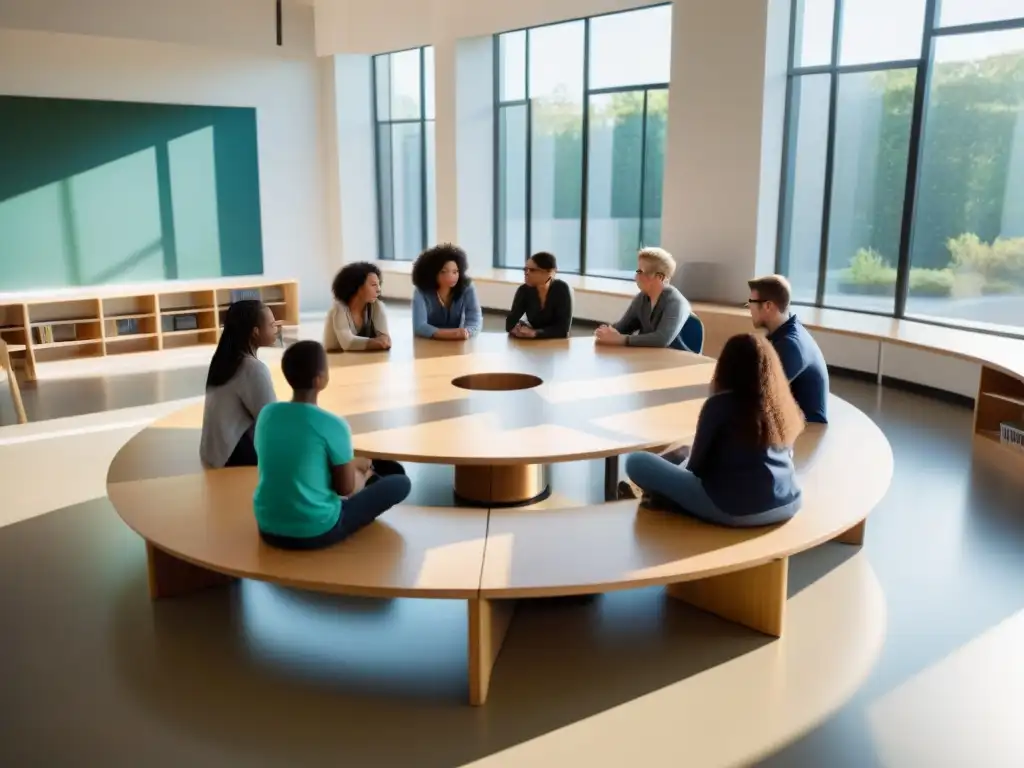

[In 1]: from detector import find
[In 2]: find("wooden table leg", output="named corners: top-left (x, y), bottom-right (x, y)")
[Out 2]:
top-left (146, 542), bottom-right (236, 600)
top-left (667, 558), bottom-right (788, 637)
top-left (454, 464), bottom-right (549, 507)
top-left (604, 455), bottom-right (619, 501)
top-left (467, 598), bottom-right (517, 706)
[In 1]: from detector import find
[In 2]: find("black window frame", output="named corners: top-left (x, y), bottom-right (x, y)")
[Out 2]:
top-left (775, 0), bottom-right (1024, 339)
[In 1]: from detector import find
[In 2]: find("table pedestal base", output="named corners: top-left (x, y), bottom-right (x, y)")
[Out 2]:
top-left (454, 464), bottom-right (550, 507)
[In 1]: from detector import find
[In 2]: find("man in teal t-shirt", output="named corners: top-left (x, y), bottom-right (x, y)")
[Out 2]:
top-left (253, 340), bottom-right (411, 550)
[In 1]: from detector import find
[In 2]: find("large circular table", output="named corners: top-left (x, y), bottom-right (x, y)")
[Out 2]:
top-left (307, 333), bottom-right (714, 506)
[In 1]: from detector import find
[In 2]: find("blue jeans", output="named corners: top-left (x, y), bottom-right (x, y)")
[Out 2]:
top-left (260, 474), bottom-right (412, 550)
top-left (624, 452), bottom-right (799, 528)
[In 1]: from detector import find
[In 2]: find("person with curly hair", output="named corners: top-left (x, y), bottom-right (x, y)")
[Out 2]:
top-left (505, 252), bottom-right (573, 339)
top-left (410, 244), bottom-right (482, 340)
top-left (323, 262), bottom-right (391, 352)
top-left (624, 333), bottom-right (806, 527)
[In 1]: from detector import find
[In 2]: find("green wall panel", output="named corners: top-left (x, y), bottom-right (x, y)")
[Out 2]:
top-left (0, 95), bottom-right (264, 291)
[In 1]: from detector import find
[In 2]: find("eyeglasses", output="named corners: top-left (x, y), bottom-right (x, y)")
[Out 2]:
top-left (744, 299), bottom-right (768, 308)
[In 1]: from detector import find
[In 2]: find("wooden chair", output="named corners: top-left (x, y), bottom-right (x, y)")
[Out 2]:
top-left (0, 339), bottom-right (28, 425)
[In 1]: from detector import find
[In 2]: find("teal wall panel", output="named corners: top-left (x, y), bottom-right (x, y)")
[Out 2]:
top-left (0, 95), bottom-right (264, 291)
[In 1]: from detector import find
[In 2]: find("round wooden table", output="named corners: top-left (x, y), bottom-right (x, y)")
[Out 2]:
top-left (304, 333), bottom-right (715, 506)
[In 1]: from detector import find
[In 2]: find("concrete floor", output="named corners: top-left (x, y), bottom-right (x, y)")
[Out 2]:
top-left (1, 311), bottom-right (1022, 766)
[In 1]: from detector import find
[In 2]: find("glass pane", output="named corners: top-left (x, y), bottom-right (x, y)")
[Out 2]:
top-left (499, 31), bottom-right (527, 102)
top-left (374, 55), bottom-right (391, 122)
top-left (425, 120), bottom-right (436, 247)
top-left (585, 92), bottom-right (643, 278)
top-left (939, 0), bottom-right (1024, 28)
top-left (375, 125), bottom-right (395, 259)
top-left (497, 105), bottom-right (528, 267)
top-left (589, 6), bottom-right (672, 89)
top-left (778, 73), bottom-right (831, 303)
top-left (641, 89), bottom-right (669, 256)
top-left (389, 48), bottom-right (421, 120)
top-left (390, 122), bottom-right (423, 260)
top-left (840, 0), bottom-right (926, 65)
top-left (907, 29), bottom-right (1024, 333)
top-left (793, 0), bottom-right (835, 68)
top-left (529, 21), bottom-right (585, 272)
top-left (823, 69), bottom-right (914, 313)
top-left (424, 46), bottom-right (435, 120)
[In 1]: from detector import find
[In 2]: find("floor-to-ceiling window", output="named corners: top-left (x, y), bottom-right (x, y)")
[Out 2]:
top-left (494, 5), bottom-right (672, 278)
top-left (777, 0), bottom-right (1024, 336)
top-left (373, 46), bottom-right (436, 261)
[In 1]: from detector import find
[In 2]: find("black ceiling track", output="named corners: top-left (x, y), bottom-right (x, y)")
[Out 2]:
top-left (276, 0), bottom-right (283, 46)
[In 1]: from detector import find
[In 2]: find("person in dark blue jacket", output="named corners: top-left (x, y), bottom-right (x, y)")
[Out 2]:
top-left (624, 333), bottom-right (806, 527)
top-left (747, 274), bottom-right (829, 424)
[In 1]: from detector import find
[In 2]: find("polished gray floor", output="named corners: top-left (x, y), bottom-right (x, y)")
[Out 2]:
top-left (1, 316), bottom-right (1022, 765)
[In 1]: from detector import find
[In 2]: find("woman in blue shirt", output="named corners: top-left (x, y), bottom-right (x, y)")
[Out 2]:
top-left (624, 333), bottom-right (806, 527)
top-left (411, 243), bottom-right (483, 340)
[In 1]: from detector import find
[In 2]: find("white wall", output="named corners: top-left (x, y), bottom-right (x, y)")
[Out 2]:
top-left (314, 0), bottom-right (663, 55)
top-left (0, 15), bottom-right (336, 311)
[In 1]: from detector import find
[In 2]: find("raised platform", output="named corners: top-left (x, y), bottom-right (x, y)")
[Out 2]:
top-left (106, 329), bottom-right (893, 704)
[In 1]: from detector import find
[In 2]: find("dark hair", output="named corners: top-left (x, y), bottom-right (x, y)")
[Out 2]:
top-left (711, 333), bottom-right (805, 449)
top-left (206, 300), bottom-right (266, 388)
top-left (411, 243), bottom-right (471, 298)
top-left (332, 262), bottom-right (382, 304)
top-left (529, 252), bottom-right (557, 271)
top-left (281, 340), bottom-right (327, 391)
top-left (747, 274), bottom-right (792, 312)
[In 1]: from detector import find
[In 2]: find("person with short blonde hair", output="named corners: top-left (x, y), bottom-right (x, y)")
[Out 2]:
top-left (595, 248), bottom-right (692, 350)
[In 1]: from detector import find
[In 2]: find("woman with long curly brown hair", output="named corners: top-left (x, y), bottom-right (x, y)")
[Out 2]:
top-left (624, 333), bottom-right (806, 527)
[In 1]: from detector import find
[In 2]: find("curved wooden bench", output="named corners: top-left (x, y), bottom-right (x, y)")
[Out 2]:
top-left (106, 391), bottom-right (891, 705)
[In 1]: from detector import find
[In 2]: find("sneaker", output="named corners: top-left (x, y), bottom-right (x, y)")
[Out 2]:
top-left (616, 481), bottom-right (638, 500)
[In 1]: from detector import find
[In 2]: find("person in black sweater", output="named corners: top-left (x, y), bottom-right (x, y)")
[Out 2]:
top-left (506, 252), bottom-right (573, 339)
top-left (624, 333), bottom-right (806, 527)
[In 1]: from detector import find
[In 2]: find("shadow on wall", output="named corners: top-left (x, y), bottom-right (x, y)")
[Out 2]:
top-left (0, 95), bottom-right (264, 291)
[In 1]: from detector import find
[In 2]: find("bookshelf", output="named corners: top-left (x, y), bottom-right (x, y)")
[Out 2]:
top-left (0, 278), bottom-right (299, 381)
top-left (975, 365), bottom-right (1024, 458)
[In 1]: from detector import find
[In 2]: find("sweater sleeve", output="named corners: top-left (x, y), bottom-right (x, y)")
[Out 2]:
top-left (506, 285), bottom-right (528, 332)
top-left (625, 290), bottom-right (689, 348)
top-left (332, 303), bottom-right (370, 352)
top-left (534, 281), bottom-right (572, 338)
top-left (412, 289), bottom-right (439, 338)
top-left (684, 394), bottom-right (723, 479)
top-left (612, 294), bottom-right (642, 335)
top-left (238, 357), bottom-right (278, 421)
top-left (462, 284), bottom-right (483, 337)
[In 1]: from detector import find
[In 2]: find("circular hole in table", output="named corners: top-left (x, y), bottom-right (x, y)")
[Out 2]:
top-left (450, 373), bottom-right (543, 392)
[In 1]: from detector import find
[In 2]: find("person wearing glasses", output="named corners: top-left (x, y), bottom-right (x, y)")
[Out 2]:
top-left (746, 274), bottom-right (829, 424)
top-left (594, 247), bottom-right (691, 349)
top-left (505, 252), bottom-right (573, 339)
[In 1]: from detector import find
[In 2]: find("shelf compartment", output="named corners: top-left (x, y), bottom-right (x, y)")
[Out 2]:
top-left (27, 299), bottom-right (101, 325)
top-left (980, 391), bottom-right (1024, 409)
top-left (32, 339), bottom-right (104, 362)
top-left (103, 295), bottom-right (158, 319)
top-left (105, 314), bottom-right (158, 340)
top-left (106, 335), bottom-right (160, 355)
top-left (162, 329), bottom-right (218, 350)
top-left (158, 290), bottom-right (216, 313)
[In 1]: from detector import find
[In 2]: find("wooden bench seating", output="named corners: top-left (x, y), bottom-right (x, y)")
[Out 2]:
top-left (106, 393), bottom-right (892, 705)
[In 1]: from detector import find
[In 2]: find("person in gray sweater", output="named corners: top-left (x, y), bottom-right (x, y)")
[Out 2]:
top-left (199, 300), bottom-right (280, 468)
top-left (595, 247), bottom-right (692, 350)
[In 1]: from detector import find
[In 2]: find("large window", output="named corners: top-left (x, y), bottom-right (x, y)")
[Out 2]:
top-left (373, 47), bottom-right (435, 261)
top-left (778, 1), bottom-right (1024, 336)
top-left (495, 5), bottom-right (672, 278)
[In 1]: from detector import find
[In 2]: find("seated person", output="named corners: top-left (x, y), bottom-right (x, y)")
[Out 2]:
top-left (595, 247), bottom-right (692, 350)
top-left (624, 333), bottom-right (805, 528)
top-left (411, 243), bottom-right (483, 340)
top-left (323, 262), bottom-right (391, 352)
top-left (747, 274), bottom-right (829, 424)
top-left (505, 251), bottom-right (573, 339)
top-left (199, 300), bottom-right (279, 468)
top-left (254, 340), bottom-right (412, 551)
